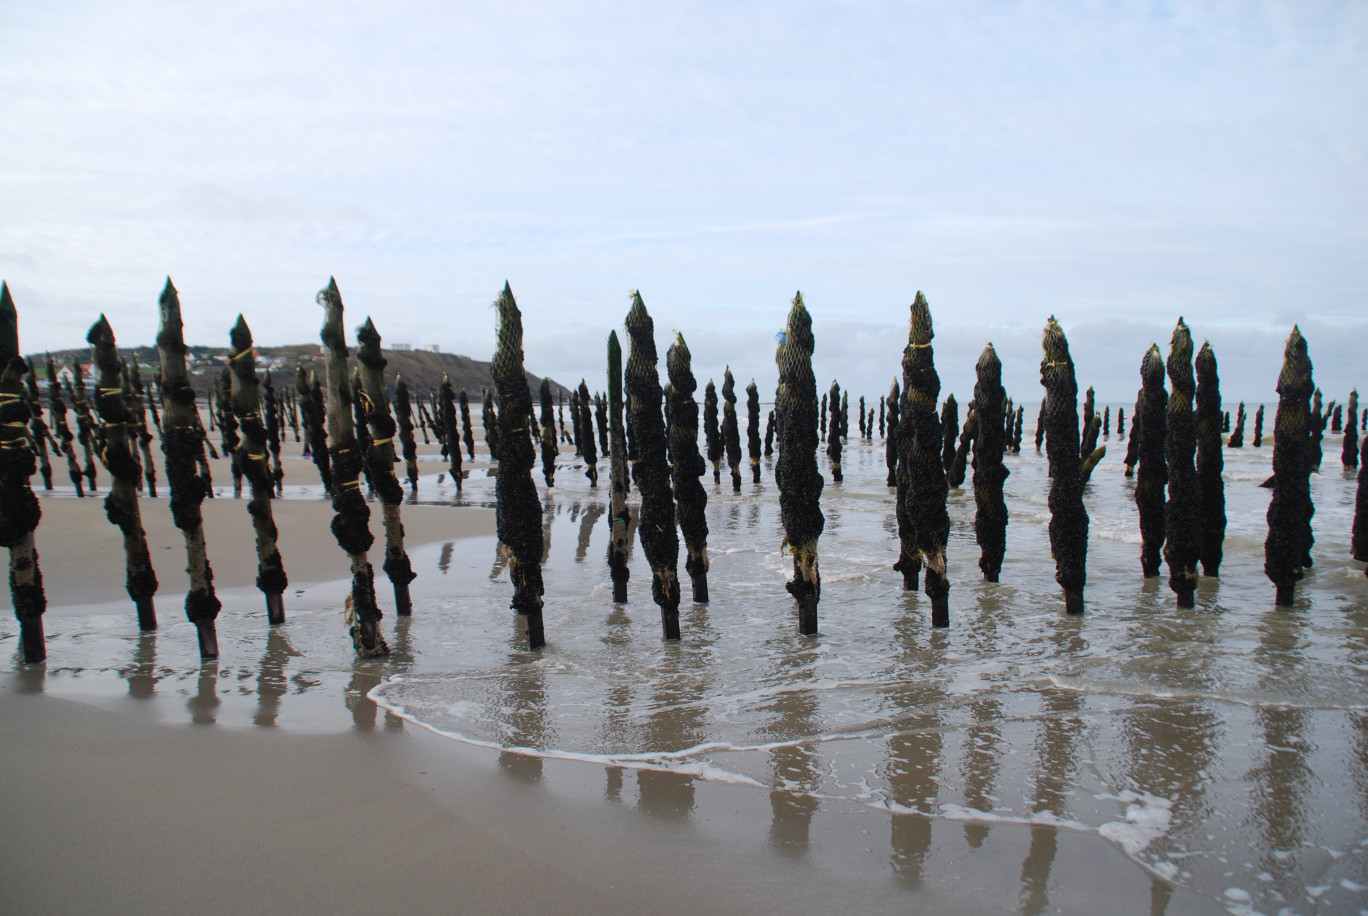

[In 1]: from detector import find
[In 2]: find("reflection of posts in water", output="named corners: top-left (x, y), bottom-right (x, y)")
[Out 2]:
top-left (188, 662), bottom-right (221, 725)
top-left (960, 696), bottom-right (1002, 849)
top-left (1251, 611), bottom-right (1311, 897)
top-left (490, 543), bottom-right (510, 581)
top-left (887, 718), bottom-right (941, 887)
top-left (575, 502), bottom-right (604, 563)
top-left (124, 632), bottom-right (159, 700)
top-left (345, 668), bottom-right (402, 733)
top-left (1018, 682), bottom-right (1083, 913)
top-left (438, 542), bottom-right (454, 574)
top-left (496, 645), bottom-right (549, 782)
top-left (254, 627), bottom-right (294, 727)
top-left (541, 494), bottom-right (555, 565)
top-left (758, 645), bottom-right (822, 856)
top-left (601, 603), bottom-right (637, 801)
top-left (637, 644), bottom-right (710, 821)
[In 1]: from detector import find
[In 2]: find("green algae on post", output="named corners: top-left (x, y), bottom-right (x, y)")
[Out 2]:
top-left (775, 292), bottom-right (823, 635)
top-left (1265, 326), bottom-right (1315, 607)
top-left (1040, 317), bottom-right (1088, 615)
top-left (1195, 342), bottom-right (1226, 577)
top-left (607, 331), bottom-right (631, 603)
top-left (667, 333), bottom-right (710, 603)
top-left (625, 292), bottom-right (681, 639)
top-left (491, 283), bottom-right (546, 648)
top-left (88, 314), bottom-right (159, 631)
top-left (317, 278), bottom-right (388, 657)
top-left (226, 312), bottom-right (287, 626)
top-left (899, 291), bottom-right (951, 627)
top-left (357, 317), bottom-right (417, 616)
top-left (0, 282), bottom-right (48, 663)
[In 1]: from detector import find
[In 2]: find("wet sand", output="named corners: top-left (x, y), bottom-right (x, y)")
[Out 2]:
top-left (3, 424), bottom-right (1231, 914)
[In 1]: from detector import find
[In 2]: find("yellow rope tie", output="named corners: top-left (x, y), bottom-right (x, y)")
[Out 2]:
top-left (371, 437), bottom-right (391, 447)
top-left (246, 452), bottom-right (267, 461)
top-left (339, 478), bottom-right (362, 491)
top-left (358, 391), bottom-right (375, 414)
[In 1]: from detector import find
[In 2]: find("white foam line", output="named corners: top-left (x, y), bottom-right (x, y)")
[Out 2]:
top-left (1048, 675), bottom-right (1368, 712)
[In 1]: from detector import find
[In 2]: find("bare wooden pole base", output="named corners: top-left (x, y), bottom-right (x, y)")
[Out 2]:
top-left (1175, 590), bottom-right (1196, 609)
top-left (931, 597), bottom-right (949, 628)
top-left (983, 571), bottom-right (1000, 584)
top-left (690, 575), bottom-right (708, 604)
top-left (797, 596), bottom-right (818, 636)
top-left (1275, 582), bottom-right (1296, 606)
top-left (135, 597), bottom-right (157, 631)
top-left (393, 582), bottom-right (412, 616)
top-left (354, 617), bottom-right (390, 657)
top-left (20, 619), bottom-right (45, 664)
top-left (1064, 589), bottom-right (1085, 616)
top-left (266, 593), bottom-right (285, 626)
top-left (660, 609), bottom-right (680, 641)
top-left (526, 611), bottom-right (545, 650)
top-left (196, 620), bottom-right (219, 659)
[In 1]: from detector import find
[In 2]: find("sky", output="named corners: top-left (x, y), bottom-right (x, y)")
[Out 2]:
top-left (2, 0), bottom-right (1364, 405)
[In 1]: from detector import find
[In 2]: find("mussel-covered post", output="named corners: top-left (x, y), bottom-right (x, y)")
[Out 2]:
top-left (1195, 342), bottom-right (1226, 577)
top-left (704, 379), bottom-right (721, 483)
top-left (537, 378), bottom-right (558, 488)
top-left (23, 360), bottom-right (54, 491)
top-left (764, 409), bottom-right (775, 456)
top-left (899, 292), bottom-right (951, 627)
top-left (826, 380), bottom-right (843, 483)
top-left (607, 332), bottom-right (631, 602)
top-left (492, 283), bottom-right (546, 648)
top-left (128, 365), bottom-right (157, 497)
top-left (88, 315), bottom-right (158, 630)
top-left (226, 313), bottom-right (287, 626)
top-left (482, 388), bottom-right (499, 464)
top-left (625, 292), bottom-right (681, 639)
top-left (317, 279), bottom-right (388, 657)
top-left (1135, 346), bottom-right (1168, 578)
top-left (775, 292), bottom-right (824, 635)
top-left (1265, 327), bottom-right (1315, 606)
top-left (885, 379), bottom-right (900, 488)
top-left (1229, 402), bottom-right (1246, 448)
top-left (667, 334), bottom-right (710, 603)
top-left (1253, 405), bottom-right (1264, 447)
top-left (357, 318), bottom-right (417, 615)
top-left (0, 283), bottom-right (48, 663)
top-left (459, 389), bottom-right (475, 461)
top-left (1163, 320), bottom-right (1200, 608)
top-left (67, 359), bottom-right (99, 492)
top-left (973, 344), bottom-right (1009, 582)
top-left (394, 374), bottom-right (419, 493)
top-left (723, 368), bottom-right (743, 492)
top-left (1343, 390), bottom-right (1359, 468)
top-left (297, 365), bottom-right (333, 495)
top-left (157, 283), bottom-right (221, 649)
top-left (577, 380), bottom-right (598, 486)
top-left (47, 356), bottom-right (85, 495)
top-left (746, 380), bottom-right (761, 483)
top-left (1040, 318), bottom-right (1088, 615)
top-left (439, 375), bottom-right (464, 490)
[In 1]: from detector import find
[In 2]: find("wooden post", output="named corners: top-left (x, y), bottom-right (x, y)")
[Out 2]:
top-left (1039, 317), bottom-right (1088, 615)
top-left (88, 315), bottom-right (159, 631)
top-left (156, 281), bottom-right (224, 653)
top-left (625, 292), bottom-right (681, 640)
top-left (357, 317), bottom-right (417, 616)
top-left (1163, 320), bottom-right (1200, 608)
top-left (317, 278), bottom-right (388, 657)
top-left (667, 334), bottom-right (710, 604)
top-left (1135, 346), bottom-right (1168, 579)
top-left (775, 293), bottom-right (824, 635)
top-left (226, 313), bottom-right (288, 626)
top-left (973, 345), bottom-right (1009, 582)
top-left (1265, 327), bottom-right (1314, 606)
top-left (491, 283), bottom-right (545, 648)
top-left (607, 332), bottom-right (631, 603)
top-left (1, 283), bottom-right (48, 663)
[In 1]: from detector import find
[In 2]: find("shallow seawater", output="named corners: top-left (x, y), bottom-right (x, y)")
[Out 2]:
top-left (8, 411), bottom-right (1368, 913)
